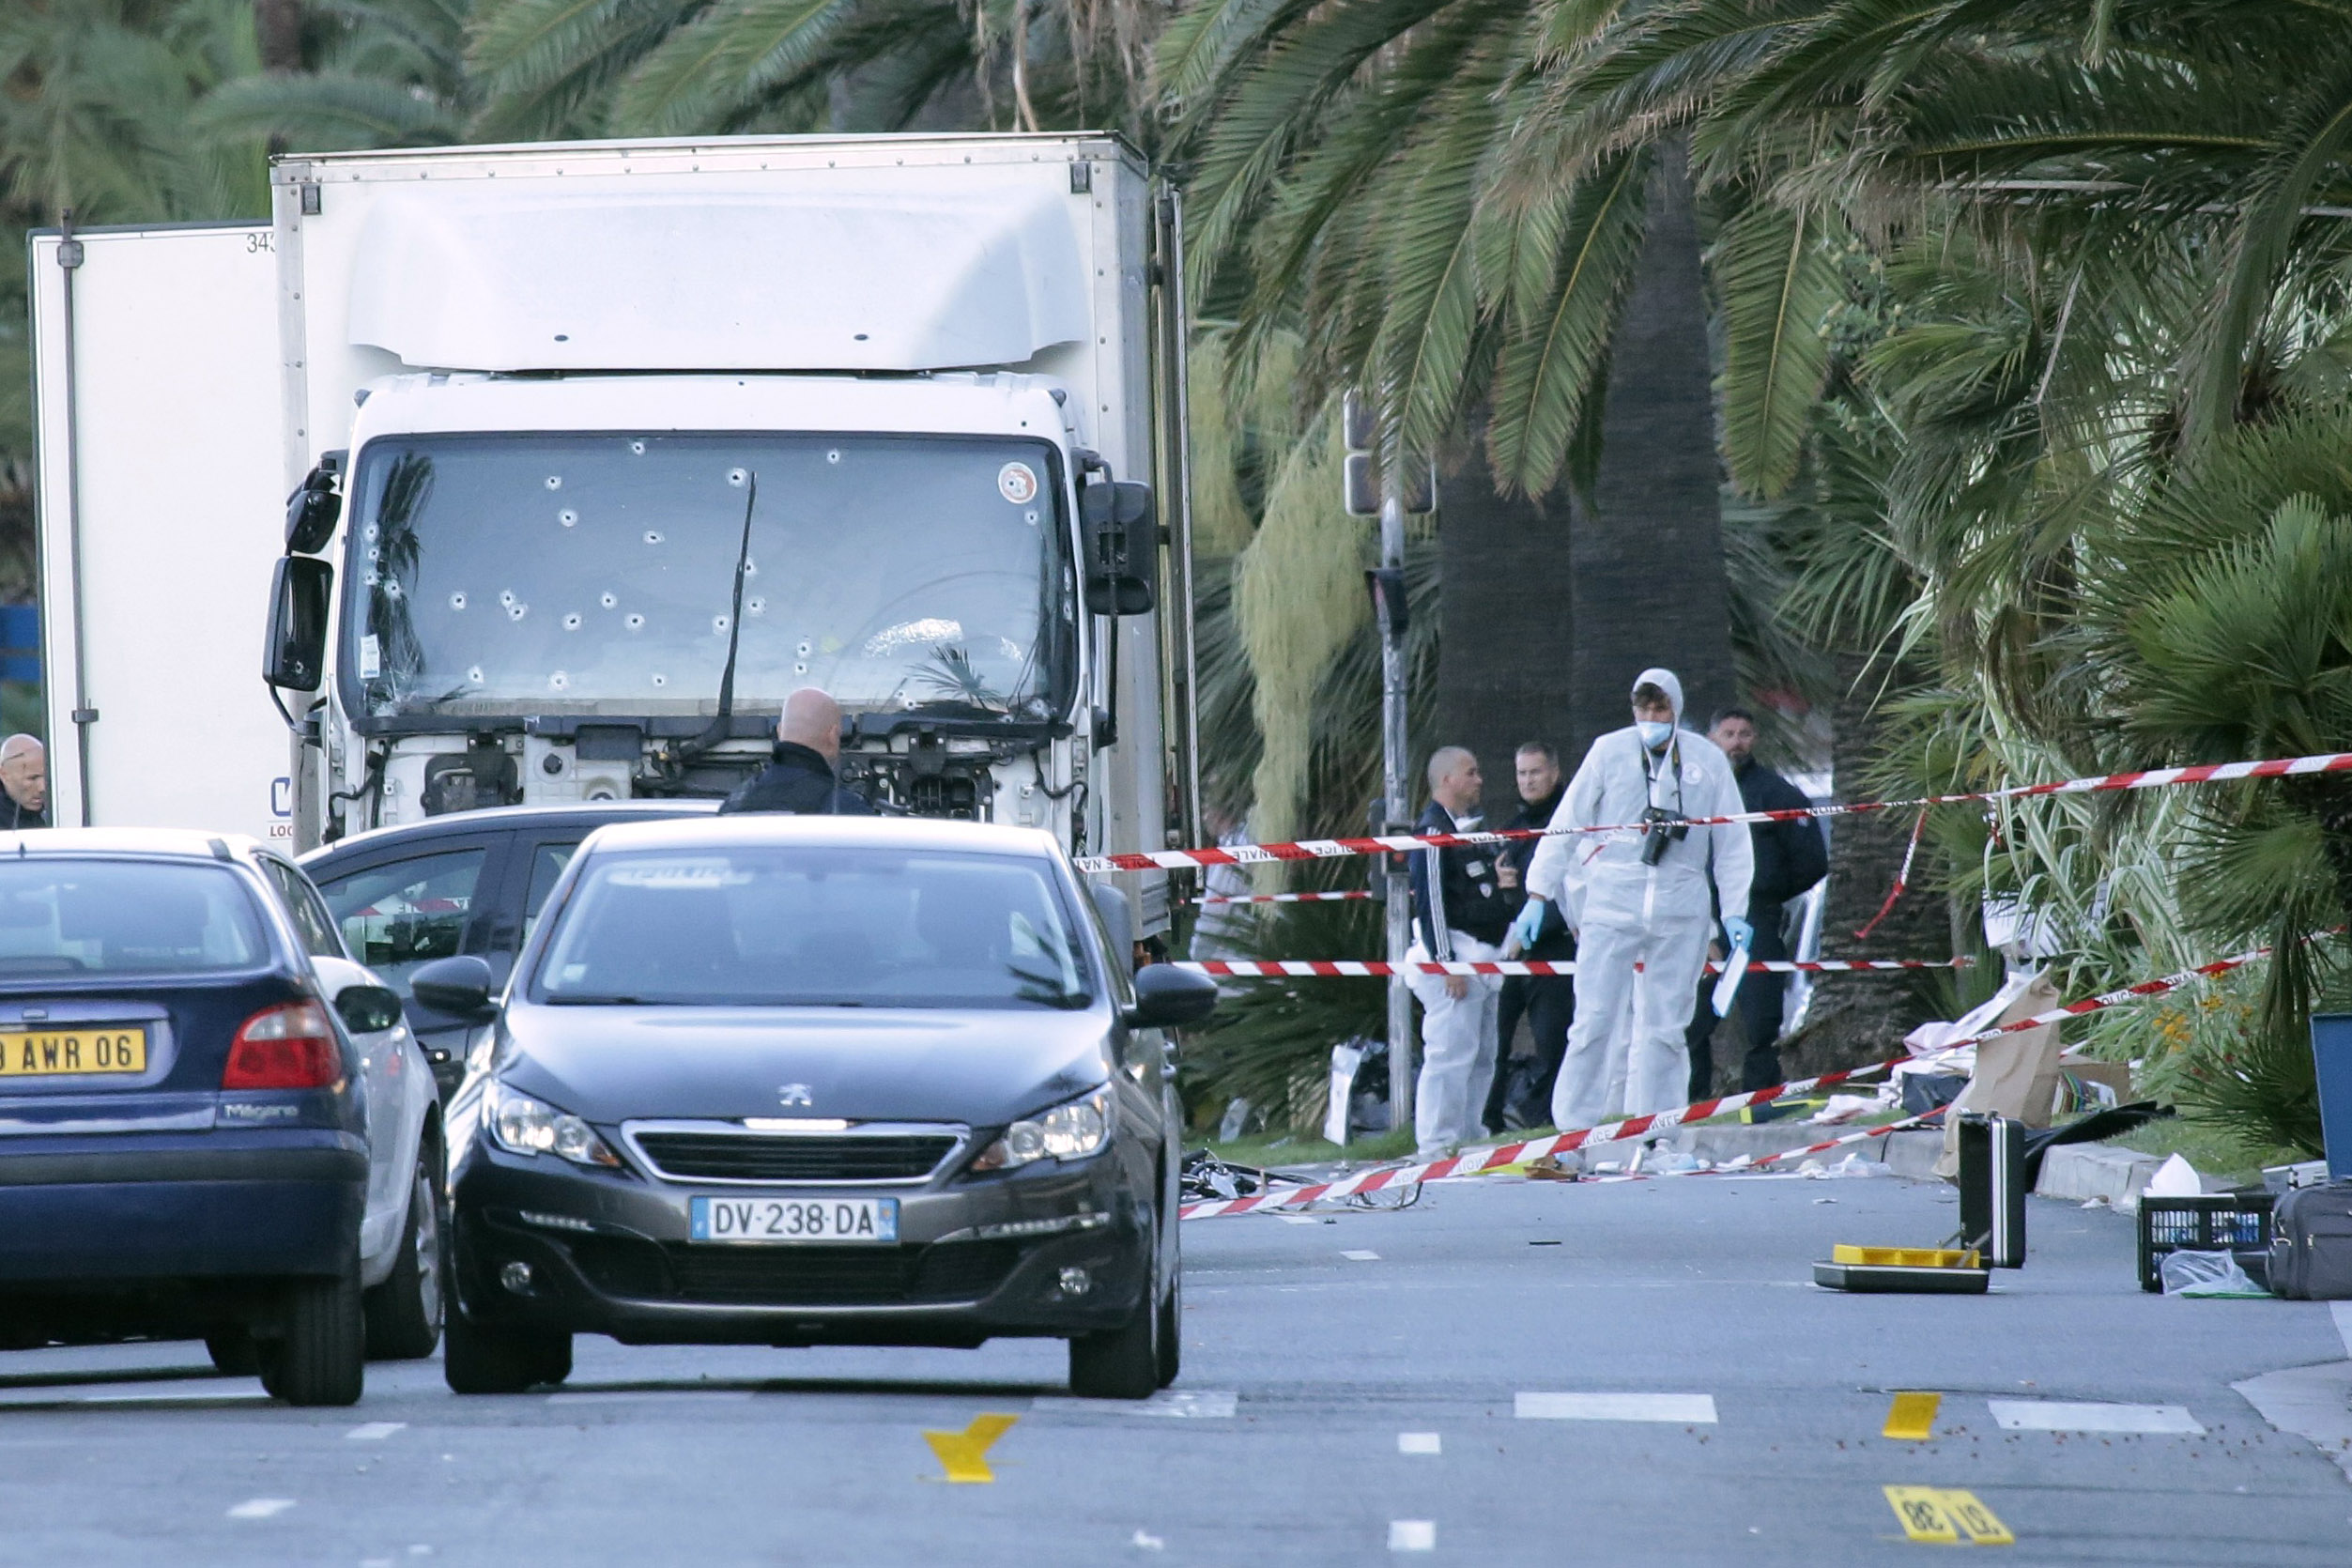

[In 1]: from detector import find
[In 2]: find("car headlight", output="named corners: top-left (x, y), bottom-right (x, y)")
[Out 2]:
top-left (487, 1081), bottom-right (622, 1169)
top-left (972, 1087), bottom-right (1113, 1172)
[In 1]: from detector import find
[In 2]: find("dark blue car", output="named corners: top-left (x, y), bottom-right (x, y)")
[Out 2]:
top-left (0, 830), bottom-right (442, 1406)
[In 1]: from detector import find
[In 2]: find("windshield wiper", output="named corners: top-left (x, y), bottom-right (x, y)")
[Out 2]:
top-left (679, 470), bottom-right (759, 761)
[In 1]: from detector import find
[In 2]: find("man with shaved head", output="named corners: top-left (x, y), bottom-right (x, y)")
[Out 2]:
top-left (1403, 745), bottom-right (1510, 1156)
top-left (717, 689), bottom-right (871, 814)
top-left (0, 735), bottom-right (46, 831)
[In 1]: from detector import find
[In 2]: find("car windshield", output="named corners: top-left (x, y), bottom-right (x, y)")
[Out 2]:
top-left (0, 860), bottom-right (269, 977)
top-left (341, 431), bottom-right (1076, 728)
top-left (531, 847), bottom-right (1093, 1010)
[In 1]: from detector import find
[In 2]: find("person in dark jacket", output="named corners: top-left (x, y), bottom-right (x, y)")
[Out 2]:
top-left (1685, 708), bottom-right (1826, 1097)
top-left (718, 689), bottom-right (872, 816)
top-left (0, 735), bottom-right (47, 831)
top-left (1405, 746), bottom-right (1514, 1156)
top-left (1484, 741), bottom-right (1576, 1132)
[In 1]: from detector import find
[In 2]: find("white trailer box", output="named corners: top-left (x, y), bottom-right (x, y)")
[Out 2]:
top-left (34, 133), bottom-right (1197, 927)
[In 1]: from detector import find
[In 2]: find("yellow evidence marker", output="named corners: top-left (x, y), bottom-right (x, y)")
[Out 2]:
top-left (924, 1413), bottom-right (1021, 1483)
top-left (1883, 1391), bottom-right (1942, 1440)
top-left (1883, 1485), bottom-right (2014, 1546)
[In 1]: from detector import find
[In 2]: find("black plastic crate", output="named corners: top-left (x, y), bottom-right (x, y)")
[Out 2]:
top-left (2137, 1192), bottom-right (2275, 1292)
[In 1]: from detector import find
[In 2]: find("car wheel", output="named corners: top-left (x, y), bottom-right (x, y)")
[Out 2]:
top-left (205, 1329), bottom-right (260, 1377)
top-left (1068, 1244), bottom-right (1161, 1401)
top-left (364, 1148), bottom-right (446, 1360)
top-left (1155, 1265), bottom-right (1181, 1390)
top-left (258, 1265), bottom-right (365, 1407)
top-left (442, 1308), bottom-right (572, 1394)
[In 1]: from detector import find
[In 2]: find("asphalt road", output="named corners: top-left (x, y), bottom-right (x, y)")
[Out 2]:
top-left (4, 1172), bottom-right (2349, 1565)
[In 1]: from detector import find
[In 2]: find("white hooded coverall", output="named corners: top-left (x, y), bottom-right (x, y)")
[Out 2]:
top-left (1526, 669), bottom-right (1753, 1130)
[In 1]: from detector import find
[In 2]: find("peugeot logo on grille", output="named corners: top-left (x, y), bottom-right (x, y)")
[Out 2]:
top-left (777, 1084), bottom-right (815, 1108)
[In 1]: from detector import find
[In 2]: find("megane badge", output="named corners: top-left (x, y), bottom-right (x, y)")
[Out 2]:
top-left (777, 1084), bottom-right (815, 1108)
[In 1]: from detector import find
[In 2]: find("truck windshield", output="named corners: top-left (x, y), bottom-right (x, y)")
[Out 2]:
top-left (340, 432), bottom-right (1076, 726)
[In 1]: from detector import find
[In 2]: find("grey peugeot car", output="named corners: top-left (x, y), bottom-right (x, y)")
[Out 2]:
top-left (413, 815), bottom-right (1214, 1398)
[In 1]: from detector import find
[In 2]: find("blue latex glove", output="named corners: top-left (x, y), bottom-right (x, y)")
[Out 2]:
top-left (1510, 899), bottom-right (1550, 952)
top-left (1721, 915), bottom-right (1755, 951)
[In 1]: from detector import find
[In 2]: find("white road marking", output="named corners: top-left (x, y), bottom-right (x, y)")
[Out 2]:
top-left (1515, 1391), bottom-right (1718, 1423)
top-left (1342, 1250), bottom-right (1381, 1262)
top-left (2332, 1301), bottom-right (2352, 1358)
top-left (1278, 1215), bottom-right (1321, 1226)
top-left (1389, 1520), bottom-right (1436, 1552)
top-left (1397, 1432), bottom-right (1441, 1454)
top-left (1987, 1399), bottom-right (2204, 1435)
top-left (2235, 1361), bottom-right (2352, 1483)
top-left (1033, 1390), bottom-right (1237, 1418)
top-left (225, 1499), bottom-right (296, 1520)
top-left (346, 1422), bottom-right (407, 1441)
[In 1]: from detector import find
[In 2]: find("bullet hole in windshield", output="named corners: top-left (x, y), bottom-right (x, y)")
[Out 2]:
top-left (644, 530), bottom-right (664, 546)
top-left (624, 614), bottom-right (644, 631)
top-left (1024, 510), bottom-right (1039, 527)
top-left (713, 615), bottom-right (730, 635)
top-left (600, 592), bottom-right (618, 608)
top-left (826, 450), bottom-right (841, 465)
top-left (362, 523), bottom-right (377, 541)
top-left (796, 639), bottom-right (812, 657)
top-left (727, 469), bottom-right (748, 487)
top-left (366, 546), bottom-right (380, 561)
top-left (650, 673), bottom-right (667, 688)
top-left (384, 580), bottom-right (404, 600)
top-left (794, 662), bottom-right (808, 675)
top-left (562, 612), bottom-right (581, 631)
top-left (559, 509), bottom-right (578, 528)
top-left (629, 440), bottom-right (646, 455)
top-left (550, 671), bottom-right (570, 691)
top-left (507, 603), bottom-right (529, 622)
top-left (363, 571), bottom-right (378, 588)
top-left (467, 666), bottom-right (484, 685)
top-left (449, 592), bottom-right (466, 611)
top-left (545, 475), bottom-right (561, 490)
top-left (747, 598), bottom-right (766, 617)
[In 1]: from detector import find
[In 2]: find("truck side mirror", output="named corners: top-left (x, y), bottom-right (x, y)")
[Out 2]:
top-left (264, 556), bottom-right (333, 692)
top-left (1081, 479), bottom-right (1156, 616)
top-left (284, 453), bottom-right (346, 554)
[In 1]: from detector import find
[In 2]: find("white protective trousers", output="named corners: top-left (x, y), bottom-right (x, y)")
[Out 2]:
top-left (1405, 931), bottom-right (1503, 1156)
top-left (1550, 915), bottom-right (1714, 1130)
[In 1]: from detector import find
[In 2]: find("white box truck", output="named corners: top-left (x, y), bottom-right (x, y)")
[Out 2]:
top-left (31, 132), bottom-right (1199, 930)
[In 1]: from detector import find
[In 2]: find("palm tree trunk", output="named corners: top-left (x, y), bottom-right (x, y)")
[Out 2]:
top-left (1434, 139), bottom-right (1732, 815)
top-left (1780, 651), bottom-right (1952, 1076)
top-left (255, 0), bottom-right (304, 71)
top-left (1576, 139), bottom-right (1734, 748)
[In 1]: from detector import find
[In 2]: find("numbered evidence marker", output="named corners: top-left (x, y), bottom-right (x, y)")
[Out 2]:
top-left (1883, 1391), bottom-right (1942, 1441)
top-left (924, 1414), bottom-right (1020, 1483)
top-left (1883, 1485), bottom-right (2014, 1546)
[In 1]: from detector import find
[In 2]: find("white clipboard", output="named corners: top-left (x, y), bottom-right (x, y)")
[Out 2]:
top-left (1710, 942), bottom-right (1751, 1018)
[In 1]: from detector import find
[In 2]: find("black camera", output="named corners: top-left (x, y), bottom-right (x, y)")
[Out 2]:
top-left (1637, 806), bottom-right (1689, 866)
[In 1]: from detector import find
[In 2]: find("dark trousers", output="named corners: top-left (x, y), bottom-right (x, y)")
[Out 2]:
top-left (1484, 973), bottom-right (1576, 1130)
top-left (1686, 904), bottom-right (1791, 1101)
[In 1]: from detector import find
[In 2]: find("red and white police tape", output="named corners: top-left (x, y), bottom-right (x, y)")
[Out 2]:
top-left (1081, 748), bottom-right (2352, 874)
top-left (1175, 958), bottom-right (1966, 978)
top-left (1176, 940), bottom-right (2278, 1219)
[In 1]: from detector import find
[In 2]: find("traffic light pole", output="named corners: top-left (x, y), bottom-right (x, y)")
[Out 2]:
top-left (1378, 490), bottom-right (1413, 1139)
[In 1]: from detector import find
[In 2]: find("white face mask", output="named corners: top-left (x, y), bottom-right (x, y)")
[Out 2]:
top-left (1636, 719), bottom-right (1672, 750)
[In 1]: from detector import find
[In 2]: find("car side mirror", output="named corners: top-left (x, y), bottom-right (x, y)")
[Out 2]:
top-left (1090, 884), bottom-right (1135, 969)
top-left (1080, 479), bottom-right (1155, 616)
top-left (410, 954), bottom-right (497, 1019)
top-left (1124, 963), bottom-right (1217, 1030)
top-left (264, 556), bottom-right (333, 692)
top-left (284, 453), bottom-right (345, 554)
top-left (332, 983), bottom-right (403, 1035)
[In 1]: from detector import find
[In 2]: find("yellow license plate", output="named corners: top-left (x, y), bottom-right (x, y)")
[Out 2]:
top-left (0, 1028), bottom-right (148, 1078)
